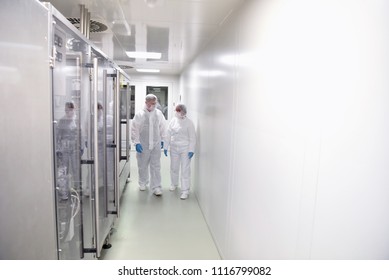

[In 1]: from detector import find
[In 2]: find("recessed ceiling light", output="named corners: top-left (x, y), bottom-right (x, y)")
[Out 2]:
top-left (126, 51), bottom-right (162, 59)
top-left (136, 68), bottom-right (160, 73)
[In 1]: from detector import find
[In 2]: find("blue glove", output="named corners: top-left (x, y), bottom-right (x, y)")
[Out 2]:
top-left (161, 141), bottom-right (164, 149)
top-left (164, 149), bottom-right (168, 157)
top-left (135, 143), bottom-right (143, 153)
top-left (188, 152), bottom-right (194, 159)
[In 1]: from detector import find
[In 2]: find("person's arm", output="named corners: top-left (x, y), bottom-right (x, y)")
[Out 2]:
top-left (164, 120), bottom-right (172, 151)
top-left (131, 113), bottom-right (144, 153)
top-left (131, 113), bottom-right (141, 145)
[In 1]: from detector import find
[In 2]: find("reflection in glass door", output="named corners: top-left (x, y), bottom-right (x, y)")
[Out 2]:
top-left (52, 25), bottom-right (85, 260)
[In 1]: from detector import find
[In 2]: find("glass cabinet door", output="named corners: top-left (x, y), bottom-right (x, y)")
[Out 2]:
top-left (51, 16), bottom-right (118, 260)
top-left (52, 23), bottom-right (87, 260)
top-left (119, 75), bottom-right (130, 162)
top-left (90, 55), bottom-right (118, 257)
top-left (50, 9), bottom-right (122, 260)
top-left (102, 63), bottom-right (118, 218)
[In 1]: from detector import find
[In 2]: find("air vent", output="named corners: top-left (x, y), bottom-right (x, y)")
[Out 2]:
top-left (67, 18), bottom-right (108, 33)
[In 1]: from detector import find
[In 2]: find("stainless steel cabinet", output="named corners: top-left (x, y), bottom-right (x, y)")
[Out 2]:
top-left (0, 0), bottom-right (131, 259)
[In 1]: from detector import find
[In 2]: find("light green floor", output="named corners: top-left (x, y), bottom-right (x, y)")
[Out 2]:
top-left (100, 150), bottom-right (221, 260)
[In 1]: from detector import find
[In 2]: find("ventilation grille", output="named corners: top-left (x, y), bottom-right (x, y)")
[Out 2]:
top-left (67, 18), bottom-right (108, 33)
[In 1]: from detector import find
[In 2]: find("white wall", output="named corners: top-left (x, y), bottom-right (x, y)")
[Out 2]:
top-left (180, 0), bottom-right (389, 259)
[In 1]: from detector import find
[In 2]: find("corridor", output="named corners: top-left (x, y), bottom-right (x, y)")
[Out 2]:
top-left (100, 150), bottom-right (220, 260)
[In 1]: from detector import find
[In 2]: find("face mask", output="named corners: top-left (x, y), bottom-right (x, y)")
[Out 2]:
top-left (66, 110), bottom-right (75, 119)
top-left (175, 112), bottom-right (184, 119)
top-left (146, 104), bottom-right (156, 111)
top-left (98, 109), bottom-right (103, 118)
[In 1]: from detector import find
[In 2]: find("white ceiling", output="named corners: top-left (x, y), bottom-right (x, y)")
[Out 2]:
top-left (42, 0), bottom-right (244, 75)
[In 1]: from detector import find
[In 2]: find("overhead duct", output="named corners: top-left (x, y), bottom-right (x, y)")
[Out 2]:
top-left (81, 4), bottom-right (90, 38)
top-left (67, 4), bottom-right (108, 39)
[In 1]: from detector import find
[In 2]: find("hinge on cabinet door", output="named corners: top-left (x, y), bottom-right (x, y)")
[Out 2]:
top-left (83, 248), bottom-right (97, 254)
top-left (49, 46), bottom-right (56, 68)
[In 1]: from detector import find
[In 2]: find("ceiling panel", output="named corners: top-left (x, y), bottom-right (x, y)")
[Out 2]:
top-left (41, 0), bottom-right (244, 75)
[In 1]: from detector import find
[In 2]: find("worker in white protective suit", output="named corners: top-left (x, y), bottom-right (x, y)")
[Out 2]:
top-left (163, 104), bottom-right (196, 200)
top-left (131, 94), bottom-right (167, 196)
top-left (56, 101), bottom-right (82, 199)
top-left (56, 101), bottom-right (82, 241)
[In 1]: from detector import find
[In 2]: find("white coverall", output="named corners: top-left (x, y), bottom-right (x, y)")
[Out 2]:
top-left (131, 107), bottom-right (167, 191)
top-left (164, 116), bottom-right (196, 194)
top-left (56, 114), bottom-right (80, 199)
